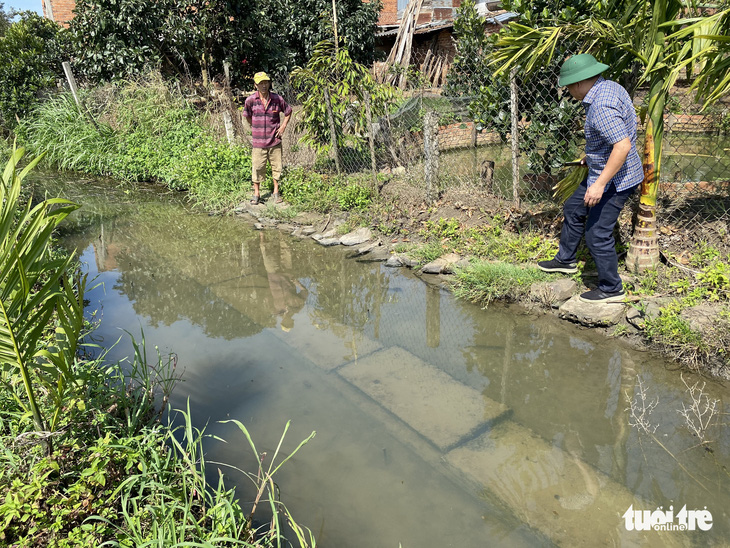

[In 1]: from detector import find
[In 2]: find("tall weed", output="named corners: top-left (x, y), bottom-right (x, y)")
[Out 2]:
top-left (19, 93), bottom-right (117, 174)
top-left (19, 73), bottom-right (253, 210)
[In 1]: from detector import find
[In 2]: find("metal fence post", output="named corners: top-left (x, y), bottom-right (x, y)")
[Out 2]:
top-left (424, 110), bottom-right (439, 203)
top-left (510, 67), bottom-right (520, 208)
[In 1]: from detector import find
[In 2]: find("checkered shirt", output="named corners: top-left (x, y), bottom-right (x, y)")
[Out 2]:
top-left (582, 77), bottom-right (643, 192)
top-left (243, 92), bottom-right (292, 149)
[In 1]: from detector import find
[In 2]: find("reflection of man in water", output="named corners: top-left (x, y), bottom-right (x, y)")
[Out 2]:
top-left (259, 233), bottom-right (307, 331)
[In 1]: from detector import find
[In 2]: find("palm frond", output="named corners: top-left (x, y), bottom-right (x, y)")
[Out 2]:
top-left (0, 144), bottom-right (80, 449)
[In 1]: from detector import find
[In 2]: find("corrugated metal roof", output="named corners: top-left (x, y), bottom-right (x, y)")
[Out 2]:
top-left (484, 11), bottom-right (520, 24)
top-left (376, 10), bottom-right (519, 37)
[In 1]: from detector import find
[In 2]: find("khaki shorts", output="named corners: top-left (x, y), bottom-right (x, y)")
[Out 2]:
top-left (252, 144), bottom-right (283, 183)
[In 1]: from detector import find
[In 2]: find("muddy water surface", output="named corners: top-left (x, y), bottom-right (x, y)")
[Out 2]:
top-left (35, 173), bottom-right (730, 547)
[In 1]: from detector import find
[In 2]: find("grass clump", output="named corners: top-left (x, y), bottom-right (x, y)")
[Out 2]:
top-left (282, 167), bottom-right (374, 213)
top-left (452, 260), bottom-right (554, 305)
top-left (642, 300), bottom-right (711, 370)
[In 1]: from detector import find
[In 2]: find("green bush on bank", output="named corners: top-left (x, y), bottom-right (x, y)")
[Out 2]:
top-left (283, 166), bottom-right (374, 212)
top-left (0, 12), bottom-right (69, 130)
top-left (18, 75), bottom-right (252, 209)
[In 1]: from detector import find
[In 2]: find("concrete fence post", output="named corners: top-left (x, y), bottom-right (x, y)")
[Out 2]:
top-left (510, 67), bottom-right (520, 208)
top-left (424, 110), bottom-right (439, 203)
top-left (364, 91), bottom-right (378, 188)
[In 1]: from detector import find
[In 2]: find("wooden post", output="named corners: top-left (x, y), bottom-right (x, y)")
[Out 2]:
top-left (62, 61), bottom-right (82, 113)
top-left (222, 111), bottom-right (235, 145)
top-left (332, 0), bottom-right (339, 52)
top-left (223, 61), bottom-right (231, 88)
top-left (364, 91), bottom-right (378, 187)
top-left (62, 61), bottom-right (101, 132)
top-left (510, 67), bottom-right (520, 208)
top-left (424, 110), bottom-right (439, 203)
top-left (324, 87), bottom-right (341, 175)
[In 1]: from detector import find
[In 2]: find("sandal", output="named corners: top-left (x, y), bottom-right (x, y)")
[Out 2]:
top-left (250, 195), bottom-right (261, 205)
top-left (273, 193), bottom-right (283, 204)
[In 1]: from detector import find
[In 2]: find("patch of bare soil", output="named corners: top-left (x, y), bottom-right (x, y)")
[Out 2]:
top-left (376, 178), bottom-right (564, 243)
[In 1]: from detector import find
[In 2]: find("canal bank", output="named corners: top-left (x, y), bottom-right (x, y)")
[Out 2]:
top-left (232, 193), bottom-right (730, 381)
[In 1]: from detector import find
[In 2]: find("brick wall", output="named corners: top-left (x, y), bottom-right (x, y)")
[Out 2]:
top-left (439, 121), bottom-right (503, 149)
top-left (379, 0), bottom-right (398, 25)
top-left (44, 0), bottom-right (75, 26)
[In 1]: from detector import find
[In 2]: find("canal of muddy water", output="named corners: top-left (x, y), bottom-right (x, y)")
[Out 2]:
top-left (34, 173), bottom-right (730, 547)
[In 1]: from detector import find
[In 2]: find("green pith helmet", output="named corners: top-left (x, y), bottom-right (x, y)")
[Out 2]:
top-left (558, 54), bottom-right (609, 86)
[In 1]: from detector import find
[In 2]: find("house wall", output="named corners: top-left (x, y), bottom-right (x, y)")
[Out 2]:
top-left (43, 0), bottom-right (74, 26)
top-left (379, 0), bottom-right (464, 26)
top-left (378, 0), bottom-right (399, 25)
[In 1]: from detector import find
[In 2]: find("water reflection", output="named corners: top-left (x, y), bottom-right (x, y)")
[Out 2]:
top-left (35, 172), bottom-right (730, 547)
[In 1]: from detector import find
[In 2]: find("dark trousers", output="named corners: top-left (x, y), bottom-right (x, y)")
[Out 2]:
top-left (556, 180), bottom-right (637, 293)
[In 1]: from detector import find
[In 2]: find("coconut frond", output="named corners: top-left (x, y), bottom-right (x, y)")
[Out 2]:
top-left (552, 165), bottom-right (588, 205)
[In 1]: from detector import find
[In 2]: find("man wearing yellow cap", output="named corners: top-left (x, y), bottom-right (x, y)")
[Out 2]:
top-left (243, 72), bottom-right (293, 204)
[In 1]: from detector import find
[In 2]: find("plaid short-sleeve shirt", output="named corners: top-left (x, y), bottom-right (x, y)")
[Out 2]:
top-left (582, 77), bottom-right (643, 192)
top-left (243, 92), bottom-right (292, 149)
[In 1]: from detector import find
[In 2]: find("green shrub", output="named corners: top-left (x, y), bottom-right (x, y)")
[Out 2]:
top-left (0, 12), bottom-right (69, 131)
top-left (337, 182), bottom-right (372, 211)
top-left (20, 76), bottom-right (253, 210)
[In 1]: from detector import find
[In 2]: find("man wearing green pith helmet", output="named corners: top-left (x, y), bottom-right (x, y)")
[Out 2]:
top-left (537, 54), bottom-right (643, 304)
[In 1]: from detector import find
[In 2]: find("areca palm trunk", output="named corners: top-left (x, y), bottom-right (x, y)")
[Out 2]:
top-left (626, 65), bottom-right (666, 271)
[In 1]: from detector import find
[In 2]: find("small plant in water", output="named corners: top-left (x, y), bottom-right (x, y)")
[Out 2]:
top-left (625, 376), bottom-right (659, 435)
top-left (677, 373), bottom-right (719, 446)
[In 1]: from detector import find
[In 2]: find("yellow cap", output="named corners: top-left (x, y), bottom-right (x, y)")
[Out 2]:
top-left (253, 71), bottom-right (271, 84)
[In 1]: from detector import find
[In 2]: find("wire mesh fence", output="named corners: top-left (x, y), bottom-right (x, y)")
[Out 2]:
top-left (255, 65), bottom-right (730, 237)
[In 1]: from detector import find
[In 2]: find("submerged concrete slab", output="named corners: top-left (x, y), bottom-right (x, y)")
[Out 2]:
top-left (270, 319), bottom-right (382, 371)
top-left (447, 422), bottom-right (682, 547)
top-left (339, 347), bottom-right (508, 451)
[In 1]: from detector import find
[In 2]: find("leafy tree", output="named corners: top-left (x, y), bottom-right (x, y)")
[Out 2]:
top-left (0, 12), bottom-right (69, 130)
top-left (0, 2), bottom-right (12, 37)
top-left (274, 0), bottom-right (381, 69)
top-left (491, 0), bottom-right (730, 270)
top-left (165, 0), bottom-right (283, 84)
top-left (67, 0), bottom-right (380, 86)
top-left (69, 0), bottom-right (176, 82)
top-left (291, 39), bottom-right (398, 157)
top-left (444, 0), bottom-right (488, 94)
top-left (68, 0), bottom-right (279, 84)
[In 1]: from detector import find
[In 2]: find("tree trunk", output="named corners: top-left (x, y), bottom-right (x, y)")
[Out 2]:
top-left (627, 77), bottom-right (665, 272)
